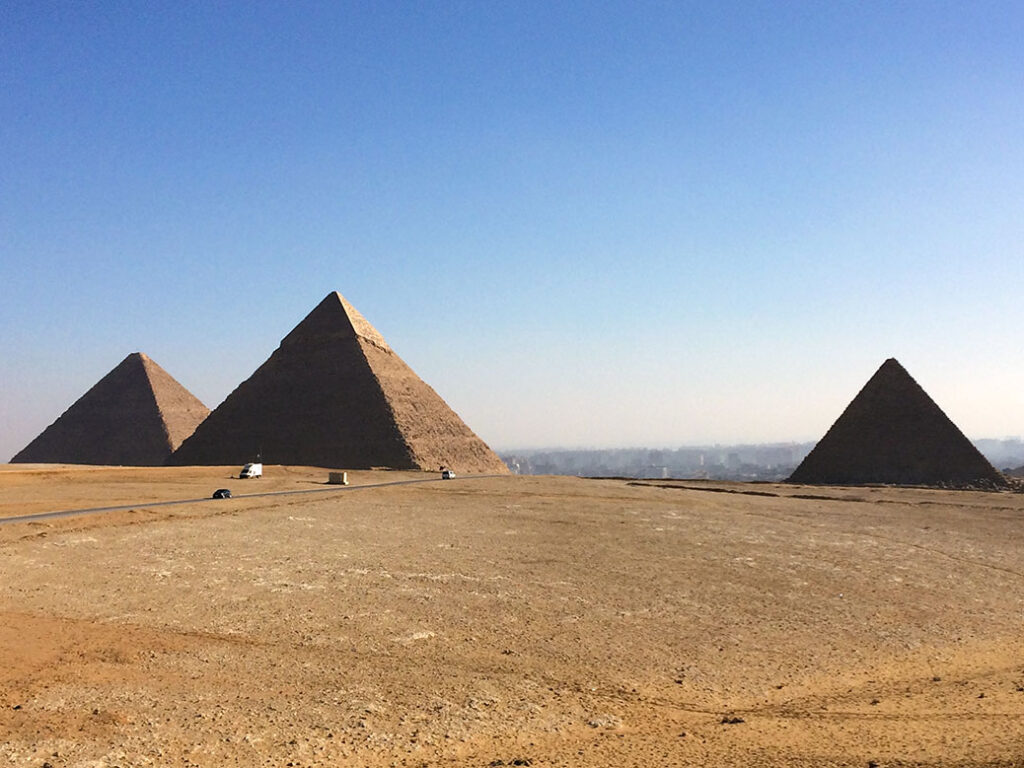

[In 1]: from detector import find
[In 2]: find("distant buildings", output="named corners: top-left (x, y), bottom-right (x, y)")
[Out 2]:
top-left (501, 435), bottom-right (1024, 482)
top-left (500, 443), bottom-right (814, 480)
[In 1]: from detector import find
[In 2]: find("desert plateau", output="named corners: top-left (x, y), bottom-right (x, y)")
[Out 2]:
top-left (2, 466), bottom-right (1024, 767)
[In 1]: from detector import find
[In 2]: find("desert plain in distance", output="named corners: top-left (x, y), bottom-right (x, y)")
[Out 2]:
top-left (1, 465), bottom-right (1024, 767)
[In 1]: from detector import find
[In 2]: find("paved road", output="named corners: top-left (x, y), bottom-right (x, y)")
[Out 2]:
top-left (0, 476), bottom-right (472, 526)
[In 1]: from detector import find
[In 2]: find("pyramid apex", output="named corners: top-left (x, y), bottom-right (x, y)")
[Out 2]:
top-left (108, 352), bottom-right (153, 373)
top-left (872, 357), bottom-right (909, 378)
top-left (123, 352), bottom-right (166, 380)
top-left (280, 291), bottom-right (390, 351)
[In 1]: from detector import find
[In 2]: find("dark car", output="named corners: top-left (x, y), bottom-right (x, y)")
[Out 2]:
top-left (212, 488), bottom-right (232, 499)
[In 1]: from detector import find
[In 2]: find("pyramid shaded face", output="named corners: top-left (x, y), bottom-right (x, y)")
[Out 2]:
top-left (169, 292), bottom-right (509, 474)
top-left (788, 358), bottom-right (1006, 488)
top-left (11, 353), bottom-right (210, 466)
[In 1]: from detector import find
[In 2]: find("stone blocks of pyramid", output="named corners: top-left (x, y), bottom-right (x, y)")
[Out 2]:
top-left (788, 358), bottom-right (1006, 488)
top-left (169, 292), bottom-right (509, 473)
top-left (11, 353), bottom-right (210, 466)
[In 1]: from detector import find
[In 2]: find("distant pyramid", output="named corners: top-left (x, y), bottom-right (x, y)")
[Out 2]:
top-left (169, 292), bottom-right (509, 473)
top-left (788, 358), bottom-right (1006, 488)
top-left (11, 353), bottom-right (210, 466)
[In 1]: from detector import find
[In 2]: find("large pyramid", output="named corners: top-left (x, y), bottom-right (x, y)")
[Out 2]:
top-left (169, 292), bottom-right (509, 473)
top-left (788, 358), bottom-right (1006, 488)
top-left (11, 353), bottom-right (210, 466)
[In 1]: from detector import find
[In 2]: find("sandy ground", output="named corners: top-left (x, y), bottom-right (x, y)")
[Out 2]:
top-left (2, 467), bottom-right (1024, 767)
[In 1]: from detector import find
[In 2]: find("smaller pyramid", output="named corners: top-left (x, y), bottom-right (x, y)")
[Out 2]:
top-left (11, 353), bottom-right (210, 466)
top-left (788, 358), bottom-right (1006, 488)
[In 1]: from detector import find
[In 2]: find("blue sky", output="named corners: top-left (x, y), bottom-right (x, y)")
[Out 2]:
top-left (2, 1), bottom-right (1023, 460)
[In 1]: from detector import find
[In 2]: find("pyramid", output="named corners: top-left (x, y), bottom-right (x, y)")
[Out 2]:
top-left (11, 353), bottom-right (210, 466)
top-left (169, 292), bottom-right (509, 473)
top-left (788, 358), bottom-right (1006, 488)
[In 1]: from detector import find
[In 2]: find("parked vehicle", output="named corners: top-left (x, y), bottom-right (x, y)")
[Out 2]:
top-left (441, 469), bottom-right (456, 480)
top-left (240, 462), bottom-right (263, 479)
top-left (212, 488), bottom-right (232, 499)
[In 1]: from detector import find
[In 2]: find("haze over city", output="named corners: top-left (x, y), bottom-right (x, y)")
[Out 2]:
top-left (3, 1), bottom-right (1023, 463)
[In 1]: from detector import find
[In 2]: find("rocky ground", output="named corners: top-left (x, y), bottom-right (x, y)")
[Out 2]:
top-left (1, 466), bottom-right (1024, 766)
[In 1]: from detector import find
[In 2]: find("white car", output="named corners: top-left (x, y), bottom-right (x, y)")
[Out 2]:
top-left (240, 462), bottom-right (263, 479)
top-left (441, 469), bottom-right (456, 480)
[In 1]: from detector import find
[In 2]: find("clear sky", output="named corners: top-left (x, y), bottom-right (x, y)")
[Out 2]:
top-left (2, 1), bottom-right (1023, 461)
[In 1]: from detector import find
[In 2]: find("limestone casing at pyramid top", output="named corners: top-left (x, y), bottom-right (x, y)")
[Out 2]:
top-left (279, 292), bottom-right (391, 353)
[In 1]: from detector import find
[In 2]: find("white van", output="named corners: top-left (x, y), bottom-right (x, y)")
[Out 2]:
top-left (240, 462), bottom-right (263, 479)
